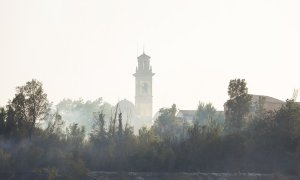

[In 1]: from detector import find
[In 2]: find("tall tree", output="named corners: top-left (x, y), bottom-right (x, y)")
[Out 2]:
top-left (275, 100), bottom-right (300, 144)
top-left (11, 79), bottom-right (49, 137)
top-left (90, 111), bottom-right (106, 142)
top-left (45, 111), bottom-right (65, 138)
top-left (0, 107), bottom-right (6, 135)
top-left (66, 123), bottom-right (86, 160)
top-left (225, 79), bottom-right (252, 131)
top-left (118, 113), bottom-right (123, 136)
top-left (5, 104), bottom-right (17, 136)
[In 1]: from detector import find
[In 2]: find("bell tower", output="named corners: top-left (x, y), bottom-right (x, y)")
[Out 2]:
top-left (133, 52), bottom-right (154, 124)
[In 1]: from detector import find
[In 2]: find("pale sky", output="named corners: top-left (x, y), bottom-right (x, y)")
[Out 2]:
top-left (1, 0), bottom-right (300, 113)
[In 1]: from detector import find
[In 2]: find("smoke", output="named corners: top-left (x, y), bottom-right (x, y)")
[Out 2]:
top-left (55, 98), bottom-right (113, 134)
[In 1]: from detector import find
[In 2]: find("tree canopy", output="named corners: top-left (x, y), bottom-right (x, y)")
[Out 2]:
top-left (1, 79), bottom-right (300, 178)
top-left (225, 79), bottom-right (252, 131)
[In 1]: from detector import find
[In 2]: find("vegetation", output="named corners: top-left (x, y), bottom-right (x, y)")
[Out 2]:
top-left (56, 98), bottom-right (112, 133)
top-left (1, 79), bottom-right (300, 178)
top-left (225, 79), bottom-right (252, 131)
top-left (194, 102), bottom-right (225, 125)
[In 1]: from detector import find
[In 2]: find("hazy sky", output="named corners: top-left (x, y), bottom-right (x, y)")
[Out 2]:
top-left (1, 0), bottom-right (300, 112)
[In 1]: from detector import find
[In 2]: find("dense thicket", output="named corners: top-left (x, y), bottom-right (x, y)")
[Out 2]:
top-left (1, 79), bottom-right (300, 179)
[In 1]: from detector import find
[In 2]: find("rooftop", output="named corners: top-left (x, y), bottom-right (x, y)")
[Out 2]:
top-left (138, 52), bottom-right (151, 60)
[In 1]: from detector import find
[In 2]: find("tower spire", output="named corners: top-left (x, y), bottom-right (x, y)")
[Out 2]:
top-left (143, 44), bottom-right (145, 54)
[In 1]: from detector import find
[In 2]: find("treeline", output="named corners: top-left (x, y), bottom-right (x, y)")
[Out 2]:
top-left (1, 79), bottom-right (300, 179)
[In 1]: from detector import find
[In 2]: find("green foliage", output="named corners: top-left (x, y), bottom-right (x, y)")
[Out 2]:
top-left (89, 112), bottom-right (107, 144)
top-left (275, 100), bottom-right (300, 141)
top-left (66, 123), bottom-right (85, 147)
top-left (0, 108), bottom-right (6, 135)
top-left (3, 79), bottom-right (49, 138)
top-left (225, 79), bottom-right (252, 131)
top-left (194, 102), bottom-right (217, 124)
top-left (153, 104), bottom-right (187, 141)
top-left (17, 80), bottom-right (49, 137)
top-left (194, 102), bottom-right (224, 125)
top-left (45, 112), bottom-right (65, 139)
top-left (5, 105), bottom-right (17, 136)
top-left (2, 79), bottom-right (300, 177)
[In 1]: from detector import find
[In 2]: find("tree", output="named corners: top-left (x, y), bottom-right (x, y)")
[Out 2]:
top-left (10, 79), bottom-right (49, 137)
top-left (45, 111), bottom-right (65, 138)
top-left (274, 100), bottom-right (300, 149)
top-left (118, 113), bottom-right (123, 137)
top-left (66, 123), bottom-right (85, 147)
top-left (225, 79), bottom-right (252, 131)
top-left (90, 111), bottom-right (106, 143)
top-left (66, 123), bottom-right (85, 160)
top-left (194, 102), bottom-right (219, 125)
top-left (0, 108), bottom-right (6, 135)
top-left (153, 104), bottom-right (186, 141)
top-left (5, 103), bottom-right (17, 136)
top-left (11, 92), bottom-right (27, 136)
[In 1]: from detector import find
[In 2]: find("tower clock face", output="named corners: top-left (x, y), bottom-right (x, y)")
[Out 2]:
top-left (141, 81), bottom-right (149, 95)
